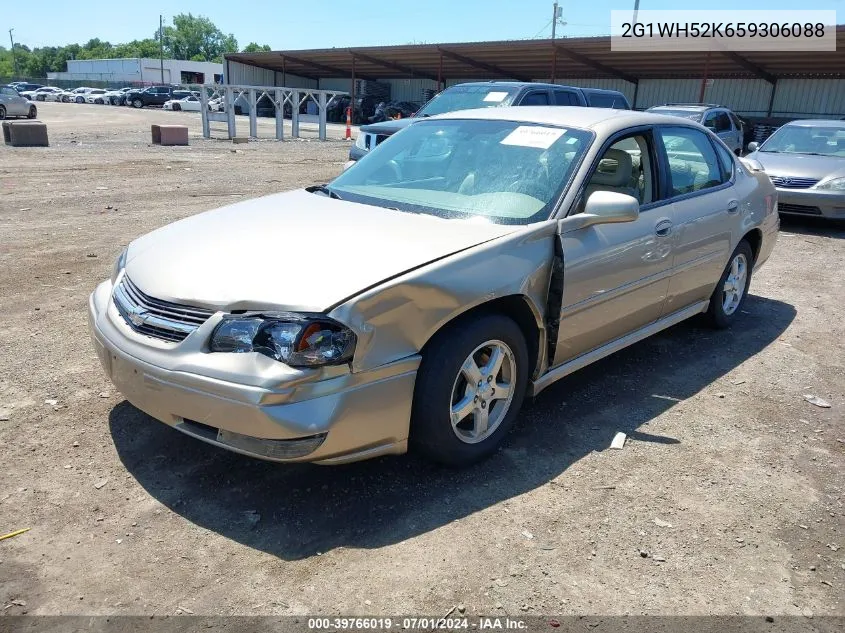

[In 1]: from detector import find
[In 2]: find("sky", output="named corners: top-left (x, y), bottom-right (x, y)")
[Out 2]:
top-left (4, 0), bottom-right (844, 50)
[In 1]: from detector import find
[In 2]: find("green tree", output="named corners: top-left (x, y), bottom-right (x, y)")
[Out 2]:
top-left (241, 42), bottom-right (271, 53)
top-left (158, 13), bottom-right (238, 63)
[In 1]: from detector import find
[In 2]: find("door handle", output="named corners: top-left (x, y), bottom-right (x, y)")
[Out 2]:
top-left (727, 200), bottom-right (739, 213)
top-left (655, 220), bottom-right (673, 237)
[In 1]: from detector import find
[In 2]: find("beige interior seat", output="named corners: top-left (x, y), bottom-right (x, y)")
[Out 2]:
top-left (585, 148), bottom-right (638, 200)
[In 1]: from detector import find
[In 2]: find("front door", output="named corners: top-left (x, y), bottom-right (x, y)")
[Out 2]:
top-left (552, 130), bottom-right (675, 366)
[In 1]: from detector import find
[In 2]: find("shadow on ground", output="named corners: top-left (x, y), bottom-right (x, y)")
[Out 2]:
top-left (110, 295), bottom-right (795, 560)
top-left (779, 214), bottom-right (845, 239)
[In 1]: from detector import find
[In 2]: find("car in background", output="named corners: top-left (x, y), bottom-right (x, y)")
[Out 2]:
top-left (163, 95), bottom-right (202, 112)
top-left (21, 86), bottom-right (63, 101)
top-left (746, 119), bottom-right (845, 219)
top-left (86, 89), bottom-right (109, 104)
top-left (66, 87), bottom-right (95, 103)
top-left (124, 86), bottom-right (177, 108)
top-left (0, 85), bottom-right (37, 119)
top-left (647, 103), bottom-right (744, 155)
top-left (89, 108), bottom-right (777, 466)
top-left (104, 87), bottom-right (133, 106)
top-left (348, 81), bottom-right (632, 162)
top-left (13, 82), bottom-right (44, 94)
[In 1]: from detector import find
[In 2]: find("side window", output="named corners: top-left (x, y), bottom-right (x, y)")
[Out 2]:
top-left (714, 112), bottom-right (731, 132)
top-left (519, 91), bottom-right (549, 106)
top-left (587, 94), bottom-right (615, 108)
top-left (658, 126), bottom-right (726, 196)
top-left (728, 112), bottom-right (742, 130)
top-left (702, 112), bottom-right (717, 130)
top-left (581, 133), bottom-right (655, 211)
top-left (554, 90), bottom-right (579, 106)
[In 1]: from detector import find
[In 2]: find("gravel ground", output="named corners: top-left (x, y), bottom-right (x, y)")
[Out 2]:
top-left (0, 103), bottom-right (843, 618)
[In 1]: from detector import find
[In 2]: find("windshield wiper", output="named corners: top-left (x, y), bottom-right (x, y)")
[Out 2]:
top-left (307, 184), bottom-right (343, 200)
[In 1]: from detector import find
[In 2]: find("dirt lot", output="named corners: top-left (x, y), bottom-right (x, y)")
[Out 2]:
top-left (1, 102), bottom-right (843, 618)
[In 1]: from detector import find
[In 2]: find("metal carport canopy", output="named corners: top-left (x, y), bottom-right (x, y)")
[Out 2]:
top-left (226, 27), bottom-right (845, 84)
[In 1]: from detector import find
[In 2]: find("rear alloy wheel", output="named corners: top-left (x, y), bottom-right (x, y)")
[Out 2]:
top-left (706, 240), bottom-right (753, 328)
top-left (0, 105), bottom-right (6, 120)
top-left (27, 105), bottom-right (37, 119)
top-left (132, 99), bottom-right (143, 108)
top-left (411, 314), bottom-right (529, 465)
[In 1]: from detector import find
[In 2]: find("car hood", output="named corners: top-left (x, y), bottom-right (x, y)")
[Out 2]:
top-left (360, 118), bottom-right (417, 135)
top-left (124, 189), bottom-right (518, 313)
top-left (750, 151), bottom-right (845, 180)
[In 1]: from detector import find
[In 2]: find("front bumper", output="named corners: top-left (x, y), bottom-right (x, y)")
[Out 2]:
top-left (776, 188), bottom-right (845, 219)
top-left (88, 280), bottom-right (418, 464)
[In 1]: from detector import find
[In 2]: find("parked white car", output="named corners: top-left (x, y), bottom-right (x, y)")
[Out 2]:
top-left (65, 87), bottom-right (94, 103)
top-left (20, 86), bottom-right (63, 102)
top-left (163, 95), bottom-right (203, 112)
top-left (86, 89), bottom-right (109, 104)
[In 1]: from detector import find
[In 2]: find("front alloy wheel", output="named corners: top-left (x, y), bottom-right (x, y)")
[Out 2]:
top-left (411, 313), bottom-right (529, 465)
top-left (450, 341), bottom-right (516, 444)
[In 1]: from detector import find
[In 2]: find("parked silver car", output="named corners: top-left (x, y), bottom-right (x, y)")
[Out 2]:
top-left (0, 86), bottom-right (37, 119)
top-left (647, 104), bottom-right (744, 155)
top-left (89, 107), bottom-right (778, 466)
top-left (746, 119), bottom-right (845, 219)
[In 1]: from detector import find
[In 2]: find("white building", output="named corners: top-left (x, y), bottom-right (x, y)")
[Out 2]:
top-left (48, 58), bottom-right (224, 85)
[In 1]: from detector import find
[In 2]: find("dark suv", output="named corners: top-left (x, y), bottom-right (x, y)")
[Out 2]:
top-left (348, 81), bottom-right (631, 162)
top-left (125, 86), bottom-right (177, 108)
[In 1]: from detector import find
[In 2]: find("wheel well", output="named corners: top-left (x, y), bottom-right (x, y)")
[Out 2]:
top-left (742, 228), bottom-right (763, 263)
top-left (422, 296), bottom-right (542, 378)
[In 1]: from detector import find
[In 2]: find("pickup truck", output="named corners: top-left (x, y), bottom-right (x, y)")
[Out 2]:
top-left (124, 86), bottom-right (194, 108)
top-left (348, 81), bottom-right (631, 162)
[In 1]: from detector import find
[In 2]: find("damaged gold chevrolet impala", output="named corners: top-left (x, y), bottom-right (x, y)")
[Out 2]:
top-left (88, 107), bottom-right (779, 465)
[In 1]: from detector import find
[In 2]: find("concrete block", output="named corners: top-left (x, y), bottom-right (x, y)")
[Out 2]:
top-left (3, 121), bottom-right (49, 147)
top-left (232, 137), bottom-right (249, 144)
top-left (151, 124), bottom-right (188, 146)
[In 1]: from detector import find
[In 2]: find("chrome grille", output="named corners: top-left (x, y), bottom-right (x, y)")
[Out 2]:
top-left (770, 176), bottom-right (819, 189)
top-left (113, 276), bottom-right (213, 342)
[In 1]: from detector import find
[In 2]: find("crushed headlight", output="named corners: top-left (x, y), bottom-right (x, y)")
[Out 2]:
top-left (111, 248), bottom-right (127, 284)
top-left (354, 132), bottom-right (368, 150)
top-left (210, 313), bottom-right (356, 367)
top-left (815, 177), bottom-right (845, 191)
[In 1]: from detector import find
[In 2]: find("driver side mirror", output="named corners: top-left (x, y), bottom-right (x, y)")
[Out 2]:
top-left (747, 141), bottom-right (759, 152)
top-left (558, 191), bottom-right (640, 234)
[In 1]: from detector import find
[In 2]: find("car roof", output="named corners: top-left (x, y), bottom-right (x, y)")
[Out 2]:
top-left (649, 104), bottom-right (712, 111)
top-left (432, 105), bottom-right (686, 132)
top-left (782, 119), bottom-right (845, 128)
top-left (451, 81), bottom-right (623, 95)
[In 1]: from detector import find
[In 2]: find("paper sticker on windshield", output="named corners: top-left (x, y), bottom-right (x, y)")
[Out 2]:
top-left (500, 126), bottom-right (566, 149)
top-left (483, 91), bottom-right (509, 103)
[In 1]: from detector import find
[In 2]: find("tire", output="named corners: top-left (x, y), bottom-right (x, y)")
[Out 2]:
top-left (705, 240), bottom-right (754, 329)
top-left (410, 313), bottom-right (529, 466)
top-left (27, 105), bottom-right (37, 119)
top-left (36, 95), bottom-right (45, 102)
top-left (76, 97), bottom-right (84, 104)
top-left (0, 105), bottom-right (6, 120)
top-left (132, 99), bottom-right (143, 109)
top-left (172, 103), bottom-right (181, 112)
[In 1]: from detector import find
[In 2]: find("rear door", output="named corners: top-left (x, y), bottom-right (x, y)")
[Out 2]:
top-left (655, 125), bottom-right (736, 315)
